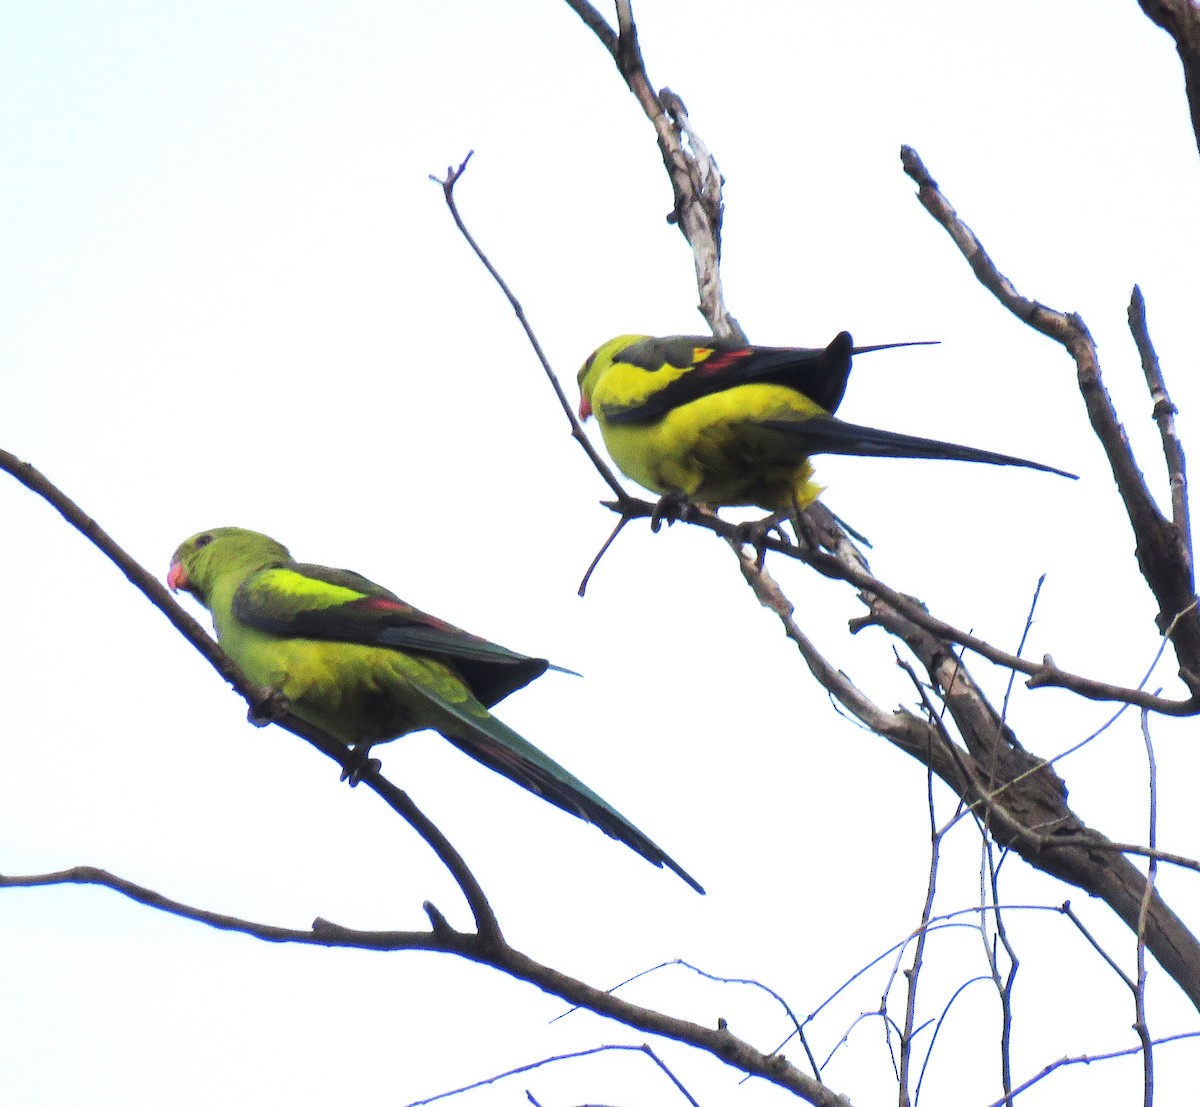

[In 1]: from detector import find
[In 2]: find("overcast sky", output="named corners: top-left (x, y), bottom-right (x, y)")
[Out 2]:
top-left (3, 2), bottom-right (1200, 1105)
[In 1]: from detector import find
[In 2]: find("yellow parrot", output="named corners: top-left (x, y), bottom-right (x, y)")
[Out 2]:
top-left (578, 332), bottom-right (1074, 513)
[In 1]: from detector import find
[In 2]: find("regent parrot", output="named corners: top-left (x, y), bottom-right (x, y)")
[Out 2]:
top-left (168, 527), bottom-right (702, 892)
top-left (577, 332), bottom-right (1075, 512)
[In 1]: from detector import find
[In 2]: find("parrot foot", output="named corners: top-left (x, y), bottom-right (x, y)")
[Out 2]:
top-left (733, 512), bottom-right (789, 568)
top-left (340, 746), bottom-right (382, 787)
top-left (247, 689), bottom-right (290, 727)
top-left (790, 506), bottom-right (827, 555)
top-left (649, 491), bottom-right (695, 532)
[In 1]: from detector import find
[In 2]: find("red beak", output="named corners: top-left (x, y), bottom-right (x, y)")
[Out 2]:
top-left (167, 560), bottom-right (188, 593)
top-left (578, 395), bottom-right (592, 421)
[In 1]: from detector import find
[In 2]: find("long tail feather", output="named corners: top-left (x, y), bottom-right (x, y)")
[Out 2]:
top-left (850, 339), bottom-right (940, 355)
top-left (415, 687), bottom-right (704, 893)
top-left (762, 417), bottom-right (1077, 479)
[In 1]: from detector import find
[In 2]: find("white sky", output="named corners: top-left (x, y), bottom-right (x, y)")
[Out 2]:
top-left (3, 2), bottom-right (1200, 1104)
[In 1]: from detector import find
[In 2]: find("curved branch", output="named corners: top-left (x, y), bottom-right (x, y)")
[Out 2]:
top-left (431, 155), bottom-right (630, 505)
top-left (1138, 0), bottom-right (1200, 159)
top-left (603, 494), bottom-right (1200, 715)
top-left (0, 862), bottom-right (842, 1105)
top-left (562, 0), bottom-right (617, 57)
top-left (1129, 284), bottom-right (1190, 554)
top-left (900, 145), bottom-right (1200, 689)
top-left (406, 1044), bottom-right (700, 1107)
top-left (0, 446), bottom-right (502, 943)
top-left (572, 0), bottom-right (740, 338)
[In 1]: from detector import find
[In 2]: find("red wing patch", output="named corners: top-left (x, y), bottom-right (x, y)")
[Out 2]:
top-left (354, 596), bottom-right (409, 615)
top-left (693, 348), bottom-right (753, 376)
top-left (352, 596), bottom-right (465, 635)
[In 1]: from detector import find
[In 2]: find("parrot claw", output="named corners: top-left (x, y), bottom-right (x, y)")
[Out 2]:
top-left (790, 506), bottom-right (821, 552)
top-left (649, 491), bottom-right (694, 532)
top-left (733, 512), bottom-right (790, 568)
top-left (247, 690), bottom-right (290, 727)
top-left (340, 747), bottom-right (381, 786)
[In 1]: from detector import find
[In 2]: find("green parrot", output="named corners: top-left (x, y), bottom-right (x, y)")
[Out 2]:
top-left (168, 527), bottom-right (702, 893)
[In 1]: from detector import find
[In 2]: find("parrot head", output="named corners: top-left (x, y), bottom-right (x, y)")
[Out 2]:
top-left (168, 527), bottom-right (291, 604)
top-left (576, 334), bottom-right (649, 421)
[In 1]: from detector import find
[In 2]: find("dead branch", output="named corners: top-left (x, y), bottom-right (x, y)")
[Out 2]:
top-left (900, 146), bottom-right (1200, 692)
top-left (1138, 0), bottom-right (1200, 160)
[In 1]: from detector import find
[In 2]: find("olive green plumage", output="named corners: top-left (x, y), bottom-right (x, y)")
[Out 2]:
top-left (169, 527), bottom-right (701, 893)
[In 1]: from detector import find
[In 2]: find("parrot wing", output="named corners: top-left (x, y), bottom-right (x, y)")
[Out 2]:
top-left (603, 333), bottom-right (936, 426)
top-left (603, 332), bottom-right (855, 424)
top-left (401, 674), bottom-right (704, 894)
top-left (232, 563), bottom-right (559, 708)
top-left (757, 416), bottom-right (1078, 477)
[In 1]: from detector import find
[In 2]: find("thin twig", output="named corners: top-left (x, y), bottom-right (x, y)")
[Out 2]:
top-left (551, 957), bottom-right (819, 1083)
top-left (405, 1043), bottom-right (701, 1107)
top-left (1128, 285), bottom-right (1191, 560)
top-left (982, 838), bottom-right (1019, 1106)
top-left (896, 664), bottom-right (949, 1107)
top-left (1000, 575), bottom-right (1046, 723)
top-left (980, 1031), bottom-right (1200, 1107)
top-left (578, 513), bottom-right (633, 596)
top-left (913, 974), bottom-right (995, 1103)
top-left (1062, 902), bottom-right (1137, 991)
top-left (431, 155), bottom-right (629, 502)
top-left (1135, 706), bottom-right (1160, 1107)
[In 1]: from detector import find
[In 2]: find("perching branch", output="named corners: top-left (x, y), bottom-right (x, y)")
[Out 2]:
top-left (0, 446), bottom-right (503, 939)
top-left (555, 0), bottom-right (1200, 1017)
top-left (580, 492), bottom-right (1200, 715)
top-left (0, 441), bottom-right (850, 1106)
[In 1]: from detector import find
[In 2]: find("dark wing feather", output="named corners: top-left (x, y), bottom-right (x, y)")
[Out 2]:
top-left (605, 332), bottom-right (855, 425)
top-left (233, 563), bottom-right (557, 707)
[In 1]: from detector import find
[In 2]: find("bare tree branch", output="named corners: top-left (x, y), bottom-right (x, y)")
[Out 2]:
top-left (571, 0), bottom-right (741, 338)
top-left (0, 860), bottom-right (845, 1105)
top-left (550, 5), bottom-right (1200, 1019)
top-left (1135, 706), bottom-right (1161, 1106)
top-left (430, 155), bottom-right (631, 506)
top-left (1138, 0), bottom-right (1200, 159)
top-left (1129, 284), bottom-right (1191, 555)
top-left (900, 145), bottom-right (1200, 693)
top-left (0, 446), bottom-right (503, 940)
top-left (604, 494), bottom-right (1200, 714)
top-left (0, 445), bottom-right (850, 1101)
top-left (405, 1043), bottom-right (700, 1107)
top-left (981, 1031), bottom-right (1200, 1107)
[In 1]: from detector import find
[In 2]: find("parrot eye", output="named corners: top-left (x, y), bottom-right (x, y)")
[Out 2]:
top-left (195, 533), bottom-right (214, 549)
